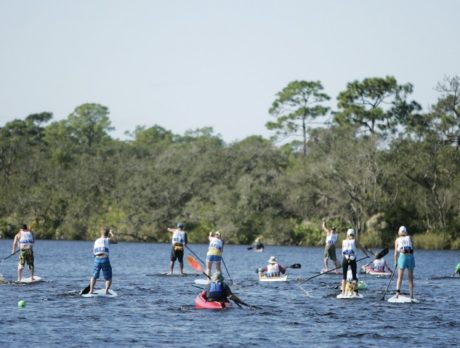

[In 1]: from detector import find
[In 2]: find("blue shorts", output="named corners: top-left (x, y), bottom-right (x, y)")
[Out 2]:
top-left (206, 254), bottom-right (222, 262)
top-left (92, 257), bottom-right (112, 280)
top-left (398, 254), bottom-right (415, 270)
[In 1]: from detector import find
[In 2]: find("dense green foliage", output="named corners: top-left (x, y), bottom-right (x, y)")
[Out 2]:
top-left (1, 76), bottom-right (460, 249)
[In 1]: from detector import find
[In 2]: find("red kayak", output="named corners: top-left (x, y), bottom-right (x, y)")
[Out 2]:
top-left (195, 291), bottom-right (231, 309)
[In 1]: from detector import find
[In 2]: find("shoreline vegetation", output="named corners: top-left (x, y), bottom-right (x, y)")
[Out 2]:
top-left (1, 76), bottom-right (460, 250)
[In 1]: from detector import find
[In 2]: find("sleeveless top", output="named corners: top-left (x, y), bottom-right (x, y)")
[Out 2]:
top-left (266, 263), bottom-right (280, 277)
top-left (372, 258), bottom-right (385, 271)
top-left (397, 236), bottom-right (413, 253)
top-left (172, 230), bottom-right (186, 245)
top-left (19, 230), bottom-right (34, 249)
top-left (207, 237), bottom-right (223, 256)
top-left (326, 232), bottom-right (337, 245)
top-left (93, 237), bottom-right (110, 256)
top-left (342, 239), bottom-right (356, 260)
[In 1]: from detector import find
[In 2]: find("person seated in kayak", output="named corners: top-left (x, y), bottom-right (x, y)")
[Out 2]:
top-left (259, 256), bottom-right (286, 277)
top-left (368, 256), bottom-right (392, 273)
top-left (455, 262), bottom-right (460, 276)
top-left (205, 271), bottom-right (241, 303)
top-left (253, 237), bottom-right (264, 251)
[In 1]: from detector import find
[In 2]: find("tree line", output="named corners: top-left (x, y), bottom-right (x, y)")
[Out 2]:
top-left (1, 75), bottom-right (459, 249)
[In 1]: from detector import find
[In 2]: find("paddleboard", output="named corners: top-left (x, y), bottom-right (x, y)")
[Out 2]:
top-left (81, 289), bottom-right (118, 298)
top-left (17, 276), bottom-right (43, 284)
top-left (336, 293), bottom-right (364, 299)
top-left (146, 273), bottom-right (200, 277)
top-left (194, 278), bottom-right (210, 285)
top-left (388, 295), bottom-right (419, 303)
top-left (259, 274), bottom-right (288, 282)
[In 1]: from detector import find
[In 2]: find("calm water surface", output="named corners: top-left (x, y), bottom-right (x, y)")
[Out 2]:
top-left (0, 240), bottom-right (459, 347)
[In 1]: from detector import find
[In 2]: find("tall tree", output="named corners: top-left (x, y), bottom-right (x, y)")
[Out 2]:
top-left (335, 76), bottom-right (420, 137)
top-left (267, 80), bottom-right (330, 156)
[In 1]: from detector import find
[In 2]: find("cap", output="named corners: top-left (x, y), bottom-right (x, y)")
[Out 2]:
top-left (22, 224), bottom-right (28, 230)
top-left (177, 223), bottom-right (184, 229)
top-left (346, 228), bottom-right (355, 236)
top-left (398, 226), bottom-right (407, 235)
top-left (214, 231), bottom-right (221, 237)
top-left (268, 256), bottom-right (277, 264)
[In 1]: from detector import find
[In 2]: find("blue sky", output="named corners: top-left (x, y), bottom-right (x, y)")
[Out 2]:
top-left (0, 1), bottom-right (458, 142)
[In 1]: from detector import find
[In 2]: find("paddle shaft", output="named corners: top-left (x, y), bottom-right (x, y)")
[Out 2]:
top-left (221, 257), bottom-right (233, 283)
top-left (302, 255), bottom-right (370, 283)
top-left (381, 267), bottom-right (397, 300)
top-left (1, 251), bottom-right (18, 263)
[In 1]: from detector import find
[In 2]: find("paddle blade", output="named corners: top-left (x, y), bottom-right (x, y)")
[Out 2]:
top-left (187, 255), bottom-right (203, 273)
top-left (289, 264), bottom-right (301, 269)
top-left (80, 284), bottom-right (91, 295)
top-left (374, 248), bottom-right (389, 260)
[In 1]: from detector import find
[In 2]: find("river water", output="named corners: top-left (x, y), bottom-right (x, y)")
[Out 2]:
top-left (0, 240), bottom-right (459, 347)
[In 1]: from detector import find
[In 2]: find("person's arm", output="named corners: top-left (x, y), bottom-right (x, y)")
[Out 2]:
top-left (167, 227), bottom-right (176, 233)
top-left (108, 230), bottom-right (117, 243)
top-left (321, 219), bottom-right (329, 234)
top-left (184, 233), bottom-right (188, 246)
top-left (279, 265), bottom-right (286, 274)
top-left (394, 239), bottom-right (399, 266)
top-left (11, 233), bottom-right (19, 254)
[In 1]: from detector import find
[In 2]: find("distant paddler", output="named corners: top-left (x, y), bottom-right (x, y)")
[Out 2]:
top-left (167, 223), bottom-right (188, 275)
top-left (88, 227), bottom-right (116, 295)
top-left (11, 224), bottom-right (35, 282)
top-left (394, 226), bottom-right (415, 299)
top-left (455, 262), bottom-right (460, 277)
top-left (206, 231), bottom-right (224, 277)
top-left (321, 219), bottom-right (340, 273)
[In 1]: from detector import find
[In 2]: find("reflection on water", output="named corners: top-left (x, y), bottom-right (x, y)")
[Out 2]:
top-left (0, 241), bottom-right (459, 347)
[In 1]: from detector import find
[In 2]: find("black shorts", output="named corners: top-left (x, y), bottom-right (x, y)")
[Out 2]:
top-left (170, 247), bottom-right (184, 263)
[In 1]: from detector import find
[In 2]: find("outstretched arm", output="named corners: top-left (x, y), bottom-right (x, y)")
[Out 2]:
top-left (11, 233), bottom-right (19, 254)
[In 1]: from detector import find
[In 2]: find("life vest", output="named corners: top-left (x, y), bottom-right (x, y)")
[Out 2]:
top-left (207, 237), bottom-right (223, 256)
top-left (266, 263), bottom-right (280, 277)
top-left (19, 230), bottom-right (34, 249)
top-left (326, 232), bottom-right (337, 245)
top-left (172, 230), bottom-right (186, 250)
top-left (342, 239), bottom-right (356, 260)
top-left (207, 282), bottom-right (226, 301)
top-left (397, 236), bottom-right (413, 254)
top-left (93, 237), bottom-right (110, 256)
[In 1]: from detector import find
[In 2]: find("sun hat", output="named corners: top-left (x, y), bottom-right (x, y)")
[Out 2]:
top-left (212, 271), bottom-right (224, 282)
top-left (398, 226), bottom-right (407, 235)
top-left (268, 256), bottom-right (277, 264)
top-left (177, 223), bottom-right (184, 229)
top-left (214, 231), bottom-right (221, 237)
top-left (346, 228), bottom-right (355, 237)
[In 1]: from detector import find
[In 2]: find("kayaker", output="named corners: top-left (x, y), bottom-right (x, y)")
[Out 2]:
top-left (259, 256), bottom-right (286, 277)
top-left (167, 222), bottom-right (188, 275)
top-left (394, 226), bottom-right (415, 299)
top-left (205, 271), bottom-right (241, 304)
top-left (253, 237), bottom-right (264, 251)
top-left (369, 256), bottom-right (392, 273)
top-left (89, 227), bottom-right (116, 295)
top-left (11, 224), bottom-right (35, 282)
top-left (341, 228), bottom-right (368, 296)
top-left (321, 219), bottom-right (340, 273)
top-left (205, 231), bottom-right (224, 277)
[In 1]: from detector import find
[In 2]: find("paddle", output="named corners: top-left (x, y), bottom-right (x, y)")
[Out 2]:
top-left (221, 257), bottom-right (233, 284)
top-left (1, 251), bottom-right (18, 263)
top-left (80, 283), bottom-right (91, 295)
top-left (187, 255), bottom-right (210, 279)
top-left (300, 248), bottom-right (388, 284)
top-left (255, 263), bottom-right (301, 273)
top-left (381, 267), bottom-right (397, 300)
top-left (247, 246), bottom-right (253, 250)
top-left (185, 245), bottom-right (205, 266)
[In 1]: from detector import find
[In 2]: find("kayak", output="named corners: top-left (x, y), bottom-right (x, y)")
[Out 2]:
top-left (259, 274), bottom-right (288, 282)
top-left (361, 265), bottom-right (391, 277)
top-left (195, 291), bottom-right (231, 309)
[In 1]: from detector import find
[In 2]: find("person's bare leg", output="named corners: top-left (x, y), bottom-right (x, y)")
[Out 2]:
top-left (206, 261), bottom-right (212, 277)
top-left (105, 279), bottom-right (112, 294)
top-left (341, 279), bottom-right (346, 295)
top-left (408, 269), bottom-right (414, 298)
top-left (179, 262), bottom-right (184, 275)
top-left (216, 262), bottom-right (221, 273)
top-left (395, 269), bottom-right (404, 297)
top-left (169, 260), bottom-right (174, 275)
top-left (89, 277), bottom-right (96, 294)
top-left (17, 266), bottom-right (23, 282)
top-left (29, 266), bottom-right (34, 281)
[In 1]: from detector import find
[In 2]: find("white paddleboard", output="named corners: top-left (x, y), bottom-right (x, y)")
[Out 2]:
top-left (388, 295), bottom-right (419, 303)
top-left (259, 274), bottom-right (288, 282)
top-left (81, 289), bottom-right (118, 298)
top-left (337, 293), bottom-right (364, 299)
top-left (17, 276), bottom-right (43, 284)
top-left (194, 278), bottom-right (210, 285)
